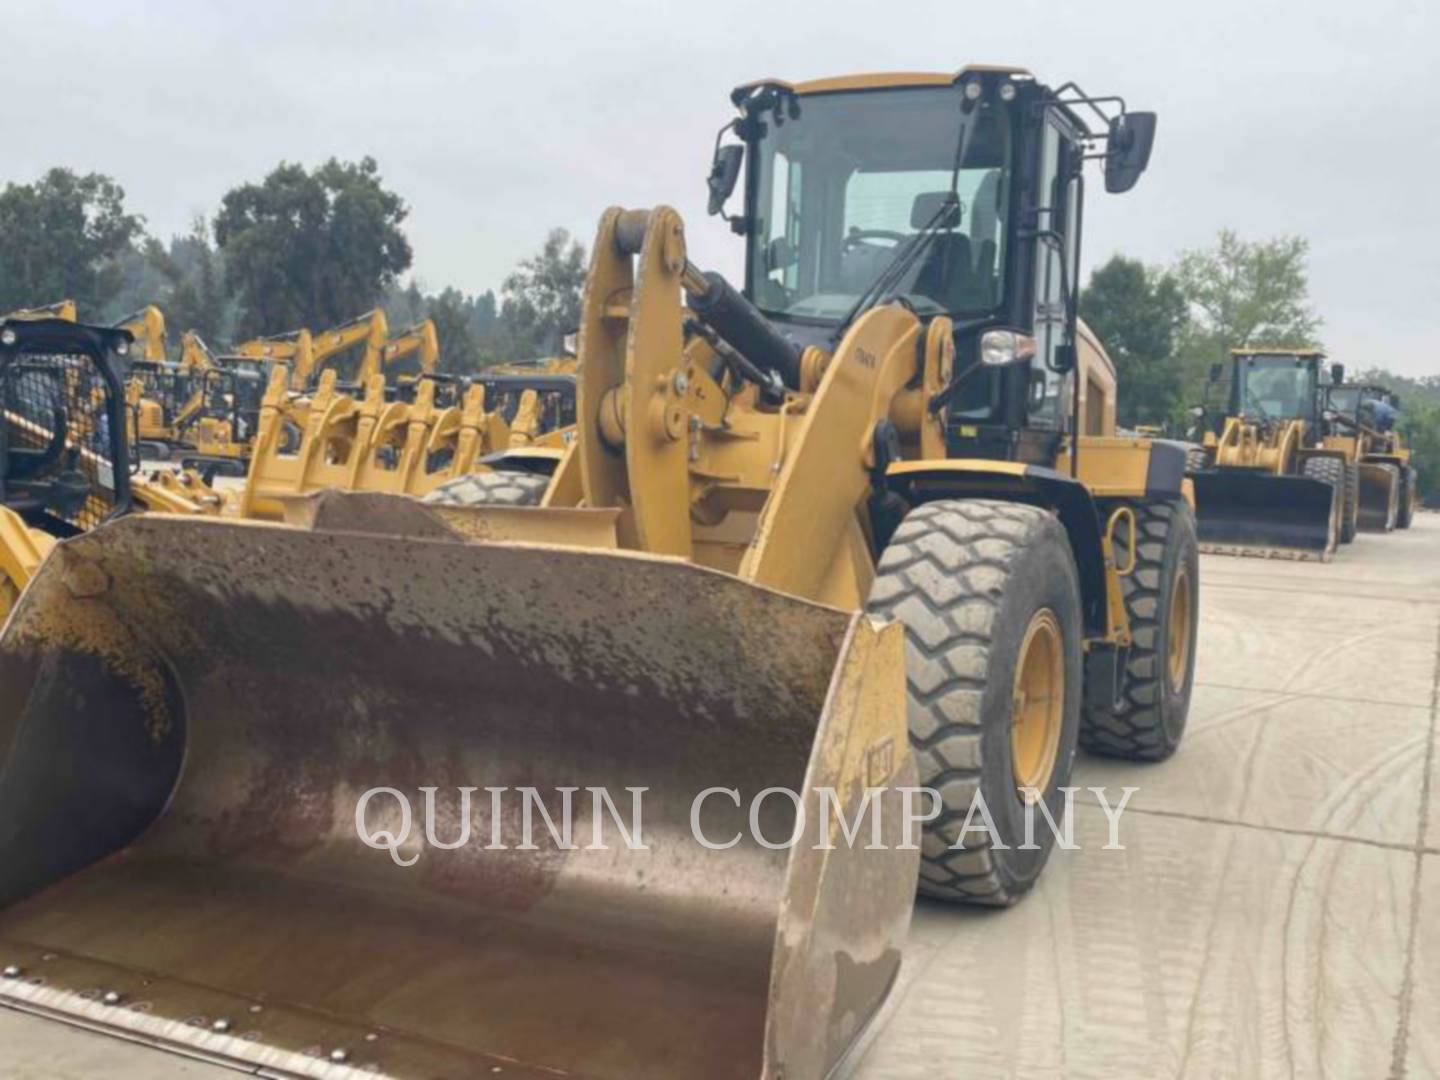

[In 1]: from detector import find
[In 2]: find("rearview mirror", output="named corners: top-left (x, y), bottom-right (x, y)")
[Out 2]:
top-left (765, 236), bottom-right (796, 272)
top-left (707, 144), bottom-right (744, 216)
top-left (1104, 111), bottom-right (1157, 194)
top-left (1208, 363), bottom-right (1223, 383)
top-left (1330, 362), bottom-right (1345, 385)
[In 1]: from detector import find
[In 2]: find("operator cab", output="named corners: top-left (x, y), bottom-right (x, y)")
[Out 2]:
top-left (0, 319), bottom-right (132, 534)
top-left (1228, 351), bottom-right (1325, 427)
top-left (712, 67), bottom-right (1155, 465)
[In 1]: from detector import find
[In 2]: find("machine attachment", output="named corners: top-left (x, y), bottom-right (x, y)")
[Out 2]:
top-left (1356, 462), bottom-right (1399, 532)
top-left (1191, 470), bottom-right (1337, 560)
top-left (0, 511), bottom-right (916, 1079)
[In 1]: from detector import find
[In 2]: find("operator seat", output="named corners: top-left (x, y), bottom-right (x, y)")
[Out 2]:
top-left (910, 192), bottom-right (977, 312)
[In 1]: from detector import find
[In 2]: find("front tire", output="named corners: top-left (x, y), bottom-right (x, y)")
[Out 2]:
top-left (1397, 467), bottom-right (1418, 529)
top-left (1081, 500), bottom-right (1199, 761)
top-left (1302, 455), bottom-right (1344, 553)
top-left (865, 499), bottom-right (1083, 906)
top-left (1377, 463), bottom-right (1401, 531)
top-left (1340, 461), bottom-right (1359, 543)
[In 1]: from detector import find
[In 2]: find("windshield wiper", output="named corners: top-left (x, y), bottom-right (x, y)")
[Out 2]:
top-left (1243, 387), bottom-right (1272, 422)
top-left (831, 102), bottom-right (976, 345)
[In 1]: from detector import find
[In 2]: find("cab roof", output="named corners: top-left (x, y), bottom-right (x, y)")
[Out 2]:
top-left (733, 65), bottom-right (1033, 100)
top-left (1230, 347), bottom-right (1326, 358)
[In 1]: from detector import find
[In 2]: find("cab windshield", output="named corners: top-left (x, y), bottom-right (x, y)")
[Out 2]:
top-left (1327, 386), bottom-right (1361, 416)
top-left (747, 85), bottom-right (1014, 322)
top-left (1236, 355), bottom-right (1317, 420)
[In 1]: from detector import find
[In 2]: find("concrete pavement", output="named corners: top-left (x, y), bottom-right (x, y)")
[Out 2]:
top-left (849, 515), bottom-right (1440, 1079)
top-left (2, 515), bottom-right (1437, 1078)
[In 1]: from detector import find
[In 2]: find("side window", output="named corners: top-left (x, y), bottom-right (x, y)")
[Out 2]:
top-left (1030, 121), bottom-right (1072, 430)
top-left (760, 153), bottom-right (801, 297)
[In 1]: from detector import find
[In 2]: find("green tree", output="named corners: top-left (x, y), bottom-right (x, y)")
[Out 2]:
top-left (428, 288), bottom-right (485, 373)
top-left (496, 229), bottom-right (585, 359)
top-left (1080, 255), bottom-right (1189, 426)
top-left (0, 168), bottom-right (143, 315)
top-left (151, 216), bottom-right (229, 344)
top-left (472, 288), bottom-right (498, 340)
top-left (214, 157), bottom-right (412, 338)
top-left (1172, 229), bottom-right (1323, 398)
top-left (1403, 402), bottom-right (1440, 500)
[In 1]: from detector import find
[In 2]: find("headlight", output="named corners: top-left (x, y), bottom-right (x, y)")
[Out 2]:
top-left (1189, 405), bottom-right (1205, 418)
top-left (980, 329), bottom-right (1037, 366)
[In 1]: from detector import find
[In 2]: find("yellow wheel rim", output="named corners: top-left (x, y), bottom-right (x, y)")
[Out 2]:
top-left (1167, 567), bottom-right (1192, 692)
top-left (1011, 608), bottom-right (1064, 801)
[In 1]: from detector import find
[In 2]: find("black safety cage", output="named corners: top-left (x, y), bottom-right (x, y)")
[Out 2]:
top-left (474, 373), bottom-right (578, 429)
top-left (0, 319), bottom-right (134, 534)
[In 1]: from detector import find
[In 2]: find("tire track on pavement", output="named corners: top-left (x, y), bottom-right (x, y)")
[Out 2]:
top-left (1388, 620), bottom-right (1440, 1078)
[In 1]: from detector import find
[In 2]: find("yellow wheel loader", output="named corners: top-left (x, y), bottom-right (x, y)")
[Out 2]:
top-left (1323, 382), bottom-right (1417, 532)
top-left (0, 68), bottom-right (1193, 1079)
top-left (0, 318), bottom-right (134, 617)
top-left (1185, 349), bottom-right (1347, 559)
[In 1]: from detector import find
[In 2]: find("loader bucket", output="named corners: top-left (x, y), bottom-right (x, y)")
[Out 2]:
top-left (1192, 469), bottom-right (1337, 560)
top-left (0, 514), bottom-right (917, 1080)
top-left (1357, 462), bottom-right (1399, 532)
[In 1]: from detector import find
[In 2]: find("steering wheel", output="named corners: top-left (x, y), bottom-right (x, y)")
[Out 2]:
top-left (843, 229), bottom-right (907, 248)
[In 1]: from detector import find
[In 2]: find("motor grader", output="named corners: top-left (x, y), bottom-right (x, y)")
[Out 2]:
top-left (1323, 381), bottom-right (1416, 531)
top-left (1186, 348), bottom-right (1349, 559)
top-left (0, 67), bottom-right (1192, 1079)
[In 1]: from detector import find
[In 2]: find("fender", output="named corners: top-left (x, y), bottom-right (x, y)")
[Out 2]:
top-left (885, 459), bottom-right (1109, 638)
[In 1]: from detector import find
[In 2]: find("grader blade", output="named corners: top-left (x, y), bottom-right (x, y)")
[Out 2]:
top-left (1192, 470), bottom-right (1336, 560)
top-left (0, 514), bottom-right (916, 1080)
top-left (1357, 462), bottom-right (1399, 532)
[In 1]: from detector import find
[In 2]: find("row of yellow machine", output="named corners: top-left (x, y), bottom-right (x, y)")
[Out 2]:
top-left (0, 298), bottom-right (579, 534)
top-left (1184, 347), bottom-right (1419, 560)
top-left (0, 63), bottom-right (1377, 1080)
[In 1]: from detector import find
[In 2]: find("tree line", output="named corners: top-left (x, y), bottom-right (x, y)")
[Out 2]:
top-left (1080, 231), bottom-right (1438, 494)
top-left (0, 161), bottom-right (1434, 494)
top-left (0, 162), bottom-right (584, 371)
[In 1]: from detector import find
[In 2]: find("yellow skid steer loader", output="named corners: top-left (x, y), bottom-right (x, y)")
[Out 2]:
top-left (0, 68), bottom-right (1193, 1079)
top-left (0, 318), bottom-right (135, 617)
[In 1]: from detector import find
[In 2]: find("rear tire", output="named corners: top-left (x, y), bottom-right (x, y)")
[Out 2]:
top-left (423, 471), bottom-right (550, 507)
top-left (1397, 467), bottom-right (1417, 529)
top-left (865, 499), bottom-right (1083, 906)
top-left (1340, 461), bottom-right (1359, 544)
top-left (1081, 500), bottom-right (1199, 761)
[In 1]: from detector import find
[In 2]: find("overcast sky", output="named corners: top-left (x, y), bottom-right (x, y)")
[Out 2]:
top-left (4, 0), bottom-right (1437, 375)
